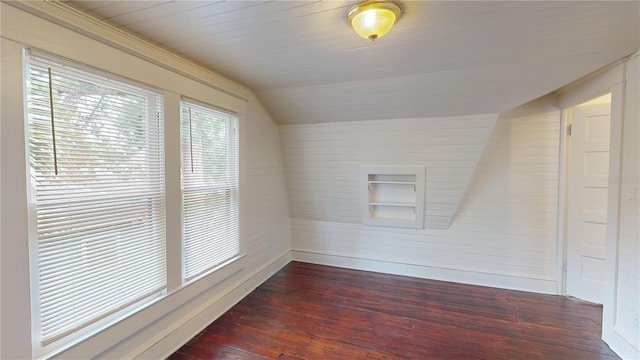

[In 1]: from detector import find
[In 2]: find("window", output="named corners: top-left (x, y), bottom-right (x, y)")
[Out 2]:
top-left (180, 100), bottom-right (239, 281)
top-left (25, 53), bottom-right (166, 352)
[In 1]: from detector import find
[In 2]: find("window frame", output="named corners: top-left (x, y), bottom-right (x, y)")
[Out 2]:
top-left (179, 98), bottom-right (241, 283)
top-left (25, 50), bottom-right (168, 357)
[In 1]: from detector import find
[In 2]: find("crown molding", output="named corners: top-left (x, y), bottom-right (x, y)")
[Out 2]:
top-left (6, 0), bottom-right (253, 102)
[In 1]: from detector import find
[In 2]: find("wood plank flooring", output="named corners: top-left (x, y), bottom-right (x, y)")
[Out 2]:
top-left (169, 262), bottom-right (620, 360)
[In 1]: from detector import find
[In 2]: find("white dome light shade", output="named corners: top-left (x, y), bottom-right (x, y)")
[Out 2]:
top-left (347, 1), bottom-right (402, 41)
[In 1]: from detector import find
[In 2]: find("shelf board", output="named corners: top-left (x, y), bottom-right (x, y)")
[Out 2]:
top-left (369, 202), bottom-right (416, 207)
top-left (361, 166), bottom-right (426, 229)
top-left (367, 181), bottom-right (416, 185)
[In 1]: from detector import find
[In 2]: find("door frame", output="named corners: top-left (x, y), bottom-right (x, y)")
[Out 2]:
top-left (556, 62), bottom-right (626, 298)
top-left (556, 107), bottom-right (570, 296)
top-left (559, 96), bottom-right (614, 300)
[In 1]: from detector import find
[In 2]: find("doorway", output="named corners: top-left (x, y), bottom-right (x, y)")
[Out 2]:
top-left (564, 93), bottom-right (612, 304)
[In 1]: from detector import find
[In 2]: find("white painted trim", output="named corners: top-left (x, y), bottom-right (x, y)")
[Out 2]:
top-left (128, 250), bottom-right (291, 360)
top-left (556, 108), bottom-right (571, 296)
top-left (292, 250), bottom-right (558, 295)
top-left (557, 61), bottom-right (626, 109)
top-left (603, 331), bottom-right (640, 360)
top-left (602, 58), bottom-right (639, 359)
top-left (164, 91), bottom-right (184, 293)
top-left (1, 37), bottom-right (34, 360)
top-left (360, 166), bottom-right (426, 229)
top-left (558, 53), bottom-right (636, 359)
top-left (5, 1), bottom-right (252, 102)
top-left (0, 3), bottom-right (247, 115)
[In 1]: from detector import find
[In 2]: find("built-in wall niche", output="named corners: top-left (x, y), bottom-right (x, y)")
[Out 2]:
top-left (361, 166), bottom-right (425, 228)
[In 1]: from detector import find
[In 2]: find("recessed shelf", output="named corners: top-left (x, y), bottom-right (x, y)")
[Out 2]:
top-left (361, 166), bottom-right (425, 229)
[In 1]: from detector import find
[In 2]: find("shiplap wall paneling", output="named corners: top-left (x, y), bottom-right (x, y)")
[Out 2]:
top-left (283, 105), bottom-right (561, 294)
top-left (281, 114), bottom-right (499, 230)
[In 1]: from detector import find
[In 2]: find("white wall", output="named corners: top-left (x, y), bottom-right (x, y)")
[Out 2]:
top-left (613, 52), bottom-right (640, 358)
top-left (281, 114), bottom-right (499, 230)
top-left (282, 98), bottom-right (561, 294)
top-left (0, 3), bottom-right (291, 359)
top-left (604, 52), bottom-right (640, 359)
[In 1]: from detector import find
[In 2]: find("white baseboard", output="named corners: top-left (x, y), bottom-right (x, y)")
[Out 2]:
top-left (131, 250), bottom-right (291, 360)
top-left (292, 250), bottom-right (558, 295)
top-left (112, 248), bottom-right (557, 360)
top-left (603, 327), bottom-right (640, 360)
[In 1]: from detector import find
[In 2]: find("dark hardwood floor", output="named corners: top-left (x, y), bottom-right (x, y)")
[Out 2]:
top-left (169, 262), bottom-right (620, 360)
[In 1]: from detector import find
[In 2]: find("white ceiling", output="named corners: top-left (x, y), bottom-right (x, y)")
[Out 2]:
top-left (65, 0), bottom-right (639, 124)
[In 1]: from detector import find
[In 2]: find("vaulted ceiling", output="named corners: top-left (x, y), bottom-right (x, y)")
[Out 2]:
top-left (65, 0), bottom-right (639, 124)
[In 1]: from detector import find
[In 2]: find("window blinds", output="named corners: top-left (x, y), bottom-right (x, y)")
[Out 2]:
top-left (26, 54), bottom-right (166, 346)
top-left (180, 100), bottom-right (239, 280)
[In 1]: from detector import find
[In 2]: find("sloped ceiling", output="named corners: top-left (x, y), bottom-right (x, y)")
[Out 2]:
top-left (65, 1), bottom-right (638, 124)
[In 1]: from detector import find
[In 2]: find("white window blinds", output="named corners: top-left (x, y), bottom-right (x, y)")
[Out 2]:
top-left (26, 53), bottom-right (166, 347)
top-left (181, 100), bottom-right (239, 281)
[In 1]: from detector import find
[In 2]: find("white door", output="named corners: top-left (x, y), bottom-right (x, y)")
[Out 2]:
top-left (566, 102), bottom-right (611, 304)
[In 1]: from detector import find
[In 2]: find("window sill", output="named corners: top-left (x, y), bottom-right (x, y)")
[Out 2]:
top-left (180, 253), bottom-right (247, 290)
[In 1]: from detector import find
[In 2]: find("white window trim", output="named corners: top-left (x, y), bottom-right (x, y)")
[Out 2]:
top-left (180, 98), bottom-right (240, 283)
top-left (25, 50), bottom-right (168, 358)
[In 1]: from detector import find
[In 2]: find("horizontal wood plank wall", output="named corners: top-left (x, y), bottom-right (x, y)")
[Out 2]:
top-left (241, 101), bottom-right (292, 266)
top-left (281, 108), bottom-right (561, 294)
top-left (281, 114), bottom-right (499, 230)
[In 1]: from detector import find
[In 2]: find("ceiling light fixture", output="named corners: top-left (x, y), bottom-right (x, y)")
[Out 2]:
top-left (347, 0), bottom-right (402, 41)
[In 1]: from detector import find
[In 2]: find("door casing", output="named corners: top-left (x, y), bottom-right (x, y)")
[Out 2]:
top-left (563, 98), bottom-right (612, 303)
